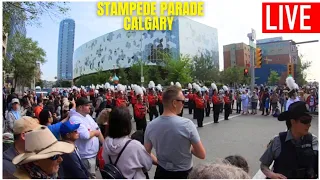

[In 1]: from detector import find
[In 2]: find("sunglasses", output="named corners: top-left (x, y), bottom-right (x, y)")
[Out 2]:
top-left (175, 99), bottom-right (185, 103)
top-left (297, 116), bottom-right (312, 124)
top-left (49, 154), bottom-right (61, 161)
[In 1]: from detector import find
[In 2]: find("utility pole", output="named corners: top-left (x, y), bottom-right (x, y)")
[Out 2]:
top-left (247, 29), bottom-right (256, 92)
top-left (140, 31), bottom-right (144, 87)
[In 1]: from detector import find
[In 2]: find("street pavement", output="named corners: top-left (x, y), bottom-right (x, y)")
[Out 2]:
top-left (97, 107), bottom-right (318, 179)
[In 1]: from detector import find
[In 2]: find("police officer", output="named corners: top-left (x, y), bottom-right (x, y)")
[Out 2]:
top-left (259, 101), bottom-right (318, 179)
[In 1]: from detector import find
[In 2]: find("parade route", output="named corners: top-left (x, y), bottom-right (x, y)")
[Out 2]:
top-left (123, 108), bottom-right (319, 178)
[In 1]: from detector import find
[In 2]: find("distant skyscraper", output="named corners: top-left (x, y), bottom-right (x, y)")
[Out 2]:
top-left (7, 13), bottom-right (27, 60)
top-left (57, 19), bottom-right (75, 80)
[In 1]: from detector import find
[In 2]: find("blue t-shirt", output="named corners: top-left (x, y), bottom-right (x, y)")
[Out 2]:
top-left (48, 122), bottom-right (62, 140)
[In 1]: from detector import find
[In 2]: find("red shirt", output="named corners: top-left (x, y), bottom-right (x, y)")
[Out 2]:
top-left (204, 94), bottom-right (209, 101)
top-left (143, 95), bottom-right (148, 104)
top-left (131, 96), bottom-right (137, 105)
top-left (187, 93), bottom-right (194, 101)
top-left (195, 96), bottom-right (205, 109)
top-left (148, 94), bottom-right (157, 107)
top-left (158, 93), bottom-right (163, 104)
top-left (212, 95), bottom-right (220, 105)
top-left (106, 94), bottom-right (113, 105)
top-left (116, 97), bottom-right (127, 107)
top-left (223, 96), bottom-right (231, 104)
top-left (134, 103), bottom-right (146, 119)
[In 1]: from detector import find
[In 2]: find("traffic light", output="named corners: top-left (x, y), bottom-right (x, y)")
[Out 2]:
top-left (255, 48), bottom-right (262, 68)
top-left (244, 68), bottom-right (249, 76)
top-left (287, 63), bottom-right (294, 76)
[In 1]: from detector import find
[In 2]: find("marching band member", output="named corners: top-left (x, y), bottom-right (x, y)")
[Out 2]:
top-left (156, 84), bottom-right (163, 115)
top-left (219, 89), bottom-right (224, 113)
top-left (115, 84), bottom-right (128, 107)
top-left (133, 85), bottom-right (148, 132)
top-left (192, 83), bottom-right (197, 119)
top-left (147, 81), bottom-right (159, 121)
top-left (285, 76), bottom-right (300, 111)
top-left (194, 85), bottom-right (205, 127)
top-left (142, 87), bottom-right (148, 107)
top-left (223, 85), bottom-right (231, 120)
top-left (187, 83), bottom-right (194, 115)
top-left (204, 87), bottom-right (210, 117)
top-left (176, 82), bottom-right (183, 117)
top-left (211, 83), bottom-right (221, 123)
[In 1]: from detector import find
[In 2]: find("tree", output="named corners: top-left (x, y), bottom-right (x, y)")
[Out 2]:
top-left (7, 33), bottom-right (46, 88)
top-left (162, 54), bottom-right (193, 87)
top-left (268, 70), bottom-right (280, 85)
top-left (35, 79), bottom-right (44, 87)
top-left (145, 65), bottom-right (165, 85)
top-left (128, 60), bottom-right (145, 85)
top-left (3, 2), bottom-right (70, 33)
top-left (220, 67), bottom-right (244, 86)
top-left (295, 55), bottom-right (311, 86)
top-left (192, 54), bottom-right (218, 82)
top-left (117, 66), bottom-right (128, 85)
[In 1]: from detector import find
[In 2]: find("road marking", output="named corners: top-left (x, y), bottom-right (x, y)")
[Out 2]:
top-left (201, 114), bottom-right (241, 127)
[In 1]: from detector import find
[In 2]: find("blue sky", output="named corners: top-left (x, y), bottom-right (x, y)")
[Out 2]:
top-left (27, 0), bottom-right (320, 81)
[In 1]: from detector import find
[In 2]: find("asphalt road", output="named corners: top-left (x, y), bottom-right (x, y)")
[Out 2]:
top-left (97, 107), bottom-right (318, 178)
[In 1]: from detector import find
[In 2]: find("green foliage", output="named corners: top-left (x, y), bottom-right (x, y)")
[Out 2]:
top-left (7, 33), bottom-right (46, 88)
top-left (192, 54), bottom-right (219, 83)
top-left (219, 67), bottom-right (245, 86)
top-left (35, 80), bottom-right (44, 87)
top-left (53, 80), bottom-right (71, 87)
top-left (268, 70), bottom-right (280, 85)
top-left (117, 66), bottom-right (128, 85)
top-left (75, 70), bottom-right (112, 87)
top-left (3, 2), bottom-right (70, 33)
top-left (295, 55), bottom-right (311, 86)
top-left (162, 54), bottom-right (193, 87)
top-left (128, 61), bottom-right (144, 85)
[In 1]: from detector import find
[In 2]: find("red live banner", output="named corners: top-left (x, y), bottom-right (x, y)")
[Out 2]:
top-left (262, 2), bottom-right (320, 33)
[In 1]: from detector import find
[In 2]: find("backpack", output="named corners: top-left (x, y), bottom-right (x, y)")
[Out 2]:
top-left (100, 140), bottom-right (132, 179)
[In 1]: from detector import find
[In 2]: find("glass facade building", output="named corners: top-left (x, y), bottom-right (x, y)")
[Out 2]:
top-left (6, 13), bottom-right (27, 60)
top-left (73, 17), bottom-right (219, 79)
top-left (57, 19), bottom-right (75, 80)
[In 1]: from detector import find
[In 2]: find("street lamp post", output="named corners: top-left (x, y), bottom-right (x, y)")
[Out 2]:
top-left (247, 29), bottom-right (256, 92)
top-left (140, 31), bottom-right (144, 87)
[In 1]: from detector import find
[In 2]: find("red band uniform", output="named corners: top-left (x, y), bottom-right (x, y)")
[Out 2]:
top-left (194, 92), bottom-right (205, 127)
top-left (157, 92), bottom-right (163, 115)
top-left (147, 92), bottom-right (159, 121)
top-left (187, 91), bottom-right (194, 115)
top-left (212, 90), bottom-right (222, 123)
top-left (223, 92), bottom-right (231, 120)
top-left (134, 96), bottom-right (147, 132)
top-left (204, 92), bottom-right (210, 117)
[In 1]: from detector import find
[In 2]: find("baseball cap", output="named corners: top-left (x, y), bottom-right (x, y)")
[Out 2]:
top-left (278, 101), bottom-right (312, 121)
top-left (13, 116), bottom-right (41, 135)
top-left (60, 121), bottom-right (80, 136)
top-left (11, 98), bottom-right (20, 104)
top-left (76, 97), bottom-right (91, 107)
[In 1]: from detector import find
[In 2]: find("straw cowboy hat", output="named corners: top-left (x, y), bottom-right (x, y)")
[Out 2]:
top-left (12, 126), bottom-right (75, 165)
